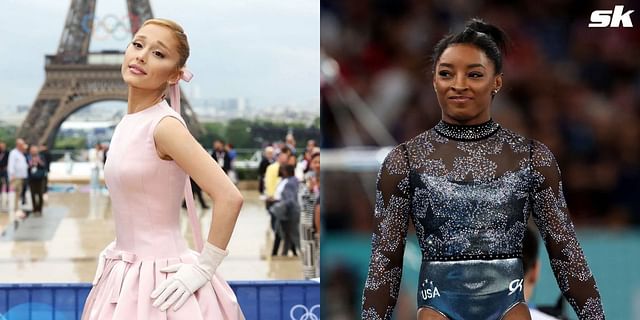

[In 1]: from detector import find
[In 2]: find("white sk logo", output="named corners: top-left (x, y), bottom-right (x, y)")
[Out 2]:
top-left (508, 279), bottom-right (524, 296)
top-left (289, 304), bottom-right (320, 320)
top-left (589, 5), bottom-right (634, 27)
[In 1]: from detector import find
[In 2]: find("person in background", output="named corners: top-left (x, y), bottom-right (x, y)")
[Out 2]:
top-left (306, 139), bottom-right (316, 155)
top-left (287, 153), bottom-right (303, 181)
top-left (88, 143), bottom-right (104, 192)
top-left (38, 144), bottom-right (52, 200)
top-left (226, 143), bottom-right (237, 162)
top-left (0, 141), bottom-right (9, 210)
top-left (523, 225), bottom-right (563, 320)
top-left (7, 139), bottom-right (28, 220)
top-left (269, 164), bottom-right (300, 256)
top-left (300, 151), bottom-right (320, 278)
top-left (258, 146), bottom-right (274, 197)
top-left (285, 133), bottom-right (297, 156)
top-left (303, 146), bottom-right (321, 175)
top-left (211, 139), bottom-right (231, 174)
top-left (19, 144), bottom-right (30, 207)
top-left (26, 145), bottom-right (47, 217)
top-left (225, 143), bottom-right (238, 184)
top-left (265, 146), bottom-right (291, 256)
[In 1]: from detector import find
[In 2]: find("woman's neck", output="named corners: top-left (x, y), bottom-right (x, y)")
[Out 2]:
top-left (127, 86), bottom-right (165, 114)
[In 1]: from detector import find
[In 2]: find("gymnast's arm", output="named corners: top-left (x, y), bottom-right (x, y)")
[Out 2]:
top-left (362, 145), bottom-right (411, 320)
top-left (530, 140), bottom-right (605, 320)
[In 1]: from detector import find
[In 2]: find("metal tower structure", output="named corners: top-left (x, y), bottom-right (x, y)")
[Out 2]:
top-left (18, 0), bottom-right (203, 147)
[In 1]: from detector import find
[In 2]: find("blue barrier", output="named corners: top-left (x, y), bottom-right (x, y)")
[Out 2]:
top-left (0, 281), bottom-right (320, 320)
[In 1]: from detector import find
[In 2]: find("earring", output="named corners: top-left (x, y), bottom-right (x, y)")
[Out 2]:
top-left (492, 89), bottom-right (499, 96)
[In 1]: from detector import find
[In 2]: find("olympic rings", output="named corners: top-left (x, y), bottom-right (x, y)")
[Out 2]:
top-left (289, 304), bottom-right (320, 320)
top-left (80, 14), bottom-right (141, 42)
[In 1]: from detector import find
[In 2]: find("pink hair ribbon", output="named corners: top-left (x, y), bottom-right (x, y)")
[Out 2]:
top-left (168, 68), bottom-right (204, 252)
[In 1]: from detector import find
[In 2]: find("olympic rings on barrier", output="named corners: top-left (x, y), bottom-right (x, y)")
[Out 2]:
top-left (289, 304), bottom-right (320, 320)
top-left (80, 14), bottom-right (141, 41)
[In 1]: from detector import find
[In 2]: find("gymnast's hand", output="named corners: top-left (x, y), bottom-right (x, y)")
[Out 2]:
top-left (150, 242), bottom-right (228, 311)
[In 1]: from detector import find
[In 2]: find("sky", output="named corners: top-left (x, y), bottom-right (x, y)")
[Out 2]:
top-left (0, 0), bottom-right (319, 111)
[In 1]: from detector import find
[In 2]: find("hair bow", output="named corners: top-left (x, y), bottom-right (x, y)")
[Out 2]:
top-left (169, 68), bottom-right (193, 113)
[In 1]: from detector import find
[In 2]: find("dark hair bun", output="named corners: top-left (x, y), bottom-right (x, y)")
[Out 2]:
top-left (431, 17), bottom-right (510, 73)
top-left (464, 18), bottom-right (509, 55)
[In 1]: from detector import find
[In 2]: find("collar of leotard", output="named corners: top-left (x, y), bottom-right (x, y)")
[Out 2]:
top-left (434, 119), bottom-right (500, 141)
top-left (168, 67), bottom-right (193, 113)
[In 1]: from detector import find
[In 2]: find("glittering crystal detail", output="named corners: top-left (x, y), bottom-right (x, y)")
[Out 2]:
top-left (362, 126), bottom-right (604, 320)
top-left (568, 296), bottom-right (605, 320)
top-left (434, 119), bottom-right (500, 141)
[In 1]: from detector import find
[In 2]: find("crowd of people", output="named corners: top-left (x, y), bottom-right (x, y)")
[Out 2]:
top-left (2, 132), bottom-right (321, 279)
top-left (0, 139), bottom-right (51, 220)
top-left (259, 135), bottom-right (321, 279)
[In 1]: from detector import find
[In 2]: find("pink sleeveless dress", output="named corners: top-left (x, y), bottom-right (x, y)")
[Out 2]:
top-left (82, 101), bottom-right (244, 319)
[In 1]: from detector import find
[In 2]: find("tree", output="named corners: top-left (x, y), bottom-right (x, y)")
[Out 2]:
top-left (0, 126), bottom-right (17, 148)
top-left (225, 119), bottom-right (253, 148)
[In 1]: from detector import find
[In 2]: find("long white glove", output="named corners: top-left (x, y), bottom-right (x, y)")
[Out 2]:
top-left (150, 242), bottom-right (228, 311)
top-left (92, 240), bottom-right (116, 285)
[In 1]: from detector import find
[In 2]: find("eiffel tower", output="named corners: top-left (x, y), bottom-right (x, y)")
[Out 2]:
top-left (18, 0), bottom-right (203, 147)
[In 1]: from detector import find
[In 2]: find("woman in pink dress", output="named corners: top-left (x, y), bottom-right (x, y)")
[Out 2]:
top-left (82, 18), bottom-right (245, 319)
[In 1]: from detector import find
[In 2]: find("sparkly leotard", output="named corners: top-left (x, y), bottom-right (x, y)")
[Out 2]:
top-left (361, 120), bottom-right (605, 320)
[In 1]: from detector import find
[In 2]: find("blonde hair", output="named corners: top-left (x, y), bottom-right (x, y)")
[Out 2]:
top-left (141, 18), bottom-right (190, 69)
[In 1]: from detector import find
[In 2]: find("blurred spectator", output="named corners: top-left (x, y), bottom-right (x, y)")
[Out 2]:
top-left (0, 141), bottom-right (8, 209)
top-left (225, 143), bottom-right (238, 184)
top-left (258, 146), bottom-right (275, 196)
top-left (38, 144), bottom-right (51, 200)
top-left (301, 140), bottom-right (321, 176)
top-left (225, 143), bottom-right (237, 161)
top-left (306, 139), bottom-right (317, 153)
top-left (286, 153), bottom-right (304, 181)
top-left (88, 143), bottom-right (104, 192)
top-left (265, 147), bottom-right (292, 255)
top-left (287, 154), bottom-right (297, 168)
top-left (20, 145), bottom-right (30, 206)
top-left (286, 133), bottom-right (297, 155)
top-left (211, 139), bottom-right (231, 174)
top-left (26, 145), bottom-right (46, 217)
top-left (269, 164), bottom-right (300, 256)
top-left (8, 139), bottom-right (28, 219)
top-left (300, 151), bottom-right (320, 279)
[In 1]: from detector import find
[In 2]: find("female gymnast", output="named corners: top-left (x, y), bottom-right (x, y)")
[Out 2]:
top-left (362, 18), bottom-right (604, 320)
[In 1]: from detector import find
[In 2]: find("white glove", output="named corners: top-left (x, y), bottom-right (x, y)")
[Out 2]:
top-left (92, 240), bottom-right (116, 285)
top-left (150, 242), bottom-right (228, 311)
